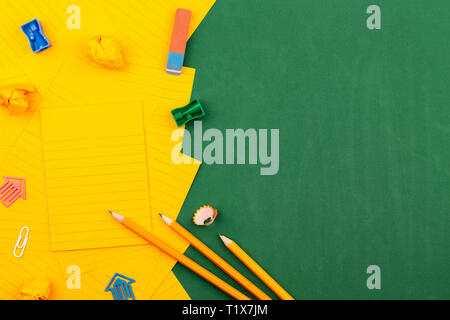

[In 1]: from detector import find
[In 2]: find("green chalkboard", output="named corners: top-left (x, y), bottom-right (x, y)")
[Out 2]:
top-left (173, 0), bottom-right (450, 299)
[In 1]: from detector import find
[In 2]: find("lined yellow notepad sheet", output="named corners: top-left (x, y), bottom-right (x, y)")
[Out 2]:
top-left (40, 102), bottom-right (151, 251)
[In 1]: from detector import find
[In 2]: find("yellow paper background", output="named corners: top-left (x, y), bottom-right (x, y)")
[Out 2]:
top-left (0, 0), bottom-right (215, 299)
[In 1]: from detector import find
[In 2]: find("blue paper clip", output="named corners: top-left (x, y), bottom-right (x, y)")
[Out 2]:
top-left (105, 273), bottom-right (136, 300)
top-left (21, 19), bottom-right (51, 53)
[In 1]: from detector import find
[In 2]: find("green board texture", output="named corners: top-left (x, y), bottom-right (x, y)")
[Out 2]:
top-left (173, 0), bottom-right (450, 299)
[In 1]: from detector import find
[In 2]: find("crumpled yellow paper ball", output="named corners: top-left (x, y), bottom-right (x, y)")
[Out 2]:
top-left (0, 83), bottom-right (37, 116)
top-left (87, 36), bottom-right (124, 69)
top-left (20, 277), bottom-right (52, 300)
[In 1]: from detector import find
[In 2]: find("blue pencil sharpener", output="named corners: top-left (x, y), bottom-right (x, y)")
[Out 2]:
top-left (21, 19), bottom-right (51, 53)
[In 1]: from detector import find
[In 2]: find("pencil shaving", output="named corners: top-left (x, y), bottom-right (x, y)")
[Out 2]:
top-left (193, 205), bottom-right (218, 226)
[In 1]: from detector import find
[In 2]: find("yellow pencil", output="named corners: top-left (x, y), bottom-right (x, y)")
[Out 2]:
top-left (219, 234), bottom-right (294, 300)
top-left (108, 211), bottom-right (250, 300)
top-left (159, 214), bottom-right (271, 300)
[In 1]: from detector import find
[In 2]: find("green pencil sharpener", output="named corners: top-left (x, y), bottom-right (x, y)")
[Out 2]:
top-left (171, 99), bottom-right (206, 127)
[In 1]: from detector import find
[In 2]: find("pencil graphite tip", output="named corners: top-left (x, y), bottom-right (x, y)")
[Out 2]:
top-left (108, 210), bottom-right (124, 222)
top-left (159, 213), bottom-right (173, 226)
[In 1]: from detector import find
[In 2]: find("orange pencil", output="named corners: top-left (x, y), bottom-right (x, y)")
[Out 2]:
top-left (108, 211), bottom-right (250, 300)
top-left (219, 234), bottom-right (294, 300)
top-left (159, 214), bottom-right (271, 300)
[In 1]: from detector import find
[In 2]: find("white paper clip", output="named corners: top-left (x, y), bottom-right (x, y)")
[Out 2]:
top-left (13, 226), bottom-right (30, 258)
